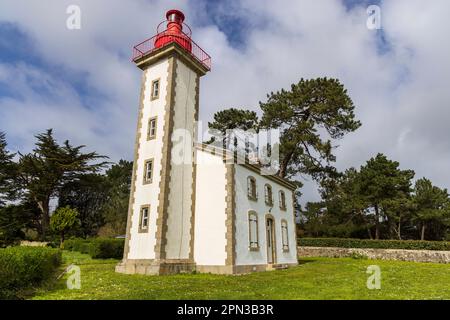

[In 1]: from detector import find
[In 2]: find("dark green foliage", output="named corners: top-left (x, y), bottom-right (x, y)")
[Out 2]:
top-left (208, 78), bottom-right (361, 180)
top-left (0, 132), bottom-right (17, 205)
top-left (16, 129), bottom-right (108, 239)
top-left (260, 78), bottom-right (361, 179)
top-left (88, 239), bottom-right (124, 259)
top-left (298, 237), bottom-right (450, 251)
top-left (207, 108), bottom-right (259, 153)
top-left (0, 246), bottom-right (62, 299)
top-left (0, 205), bottom-right (34, 247)
top-left (99, 160), bottom-right (133, 237)
top-left (62, 238), bottom-right (91, 253)
top-left (50, 206), bottom-right (81, 246)
top-left (58, 174), bottom-right (109, 237)
top-left (413, 178), bottom-right (450, 240)
top-left (63, 238), bottom-right (124, 259)
top-left (304, 154), bottom-right (422, 240)
top-left (208, 108), bottom-right (259, 134)
top-left (357, 153), bottom-right (415, 239)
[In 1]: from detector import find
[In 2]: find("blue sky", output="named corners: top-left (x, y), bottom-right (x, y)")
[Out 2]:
top-left (1, 0), bottom-right (449, 203)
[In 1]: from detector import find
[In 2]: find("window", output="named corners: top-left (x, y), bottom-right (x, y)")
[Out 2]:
top-left (247, 176), bottom-right (257, 200)
top-left (248, 211), bottom-right (259, 250)
top-left (143, 159), bottom-right (154, 184)
top-left (151, 79), bottom-right (160, 100)
top-left (264, 184), bottom-right (273, 206)
top-left (279, 190), bottom-right (286, 210)
top-left (281, 220), bottom-right (289, 251)
top-left (139, 205), bottom-right (150, 233)
top-left (148, 117), bottom-right (157, 140)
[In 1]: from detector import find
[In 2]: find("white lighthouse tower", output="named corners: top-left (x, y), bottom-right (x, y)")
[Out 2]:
top-left (116, 9), bottom-right (211, 275)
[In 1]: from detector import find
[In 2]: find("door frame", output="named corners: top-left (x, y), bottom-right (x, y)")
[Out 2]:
top-left (265, 214), bottom-right (277, 264)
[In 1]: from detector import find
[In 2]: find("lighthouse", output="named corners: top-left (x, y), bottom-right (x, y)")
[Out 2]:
top-left (117, 10), bottom-right (298, 276)
top-left (116, 10), bottom-right (211, 275)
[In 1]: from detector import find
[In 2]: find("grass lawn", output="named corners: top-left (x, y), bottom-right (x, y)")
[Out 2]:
top-left (32, 251), bottom-right (450, 300)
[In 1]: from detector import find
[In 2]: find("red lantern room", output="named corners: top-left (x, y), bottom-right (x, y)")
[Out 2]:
top-left (132, 9), bottom-right (211, 71)
top-left (154, 10), bottom-right (192, 52)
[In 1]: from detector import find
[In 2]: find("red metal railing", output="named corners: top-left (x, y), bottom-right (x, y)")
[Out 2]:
top-left (132, 31), bottom-right (211, 71)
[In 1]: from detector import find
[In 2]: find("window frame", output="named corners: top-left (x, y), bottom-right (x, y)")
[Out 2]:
top-left (143, 158), bottom-right (154, 184)
top-left (279, 190), bottom-right (287, 211)
top-left (151, 78), bottom-right (160, 100)
top-left (247, 176), bottom-right (257, 201)
top-left (138, 205), bottom-right (150, 233)
top-left (264, 184), bottom-right (273, 206)
top-left (248, 211), bottom-right (259, 251)
top-left (281, 219), bottom-right (289, 252)
top-left (147, 117), bottom-right (157, 140)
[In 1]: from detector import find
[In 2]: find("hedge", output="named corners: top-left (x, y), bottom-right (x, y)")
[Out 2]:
top-left (298, 238), bottom-right (450, 251)
top-left (63, 238), bottom-right (124, 259)
top-left (0, 246), bottom-right (62, 299)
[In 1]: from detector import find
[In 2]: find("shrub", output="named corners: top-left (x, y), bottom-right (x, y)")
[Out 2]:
top-left (50, 206), bottom-right (80, 247)
top-left (63, 238), bottom-right (124, 259)
top-left (89, 238), bottom-right (124, 259)
top-left (0, 246), bottom-right (62, 299)
top-left (297, 237), bottom-right (450, 251)
top-left (63, 238), bottom-right (91, 253)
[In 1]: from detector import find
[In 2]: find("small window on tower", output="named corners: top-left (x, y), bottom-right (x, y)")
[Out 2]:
top-left (148, 117), bottom-right (157, 140)
top-left (139, 205), bottom-right (150, 233)
top-left (143, 159), bottom-right (154, 184)
top-left (151, 79), bottom-right (160, 100)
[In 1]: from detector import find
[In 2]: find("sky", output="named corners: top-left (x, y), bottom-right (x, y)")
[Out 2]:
top-left (0, 0), bottom-right (449, 204)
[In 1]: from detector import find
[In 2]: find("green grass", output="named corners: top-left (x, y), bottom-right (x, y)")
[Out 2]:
top-left (32, 251), bottom-right (450, 300)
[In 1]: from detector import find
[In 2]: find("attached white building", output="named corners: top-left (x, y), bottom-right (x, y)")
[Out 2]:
top-left (116, 10), bottom-right (298, 275)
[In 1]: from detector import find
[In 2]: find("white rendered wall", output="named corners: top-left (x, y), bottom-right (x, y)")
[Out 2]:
top-left (128, 59), bottom-right (168, 260)
top-left (164, 60), bottom-right (198, 259)
top-left (194, 150), bottom-right (227, 266)
top-left (234, 165), bottom-right (298, 265)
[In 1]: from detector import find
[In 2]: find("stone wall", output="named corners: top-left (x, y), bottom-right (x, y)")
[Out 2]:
top-left (297, 246), bottom-right (450, 264)
top-left (20, 241), bottom-right (49, 247)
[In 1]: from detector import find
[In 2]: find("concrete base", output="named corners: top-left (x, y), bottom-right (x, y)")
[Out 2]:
top-left (115, 259), bottom-right (196, 275)
top-left (196, 263), bottom-right (297, 274)
top-left (116, 260), bottom-right (298, 275)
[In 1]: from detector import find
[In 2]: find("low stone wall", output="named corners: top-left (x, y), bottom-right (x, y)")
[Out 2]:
top-left (297, 246), bottom-right (450, 264)
top-left (20, 240), bottom-right (49, 247)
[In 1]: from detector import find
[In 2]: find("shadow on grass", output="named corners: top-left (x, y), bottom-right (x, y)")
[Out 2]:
top-left (298, 258), bottom-right (318, 265)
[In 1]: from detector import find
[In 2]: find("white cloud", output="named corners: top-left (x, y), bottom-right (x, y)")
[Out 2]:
top-left (1, 0), bottom-right (449, 203)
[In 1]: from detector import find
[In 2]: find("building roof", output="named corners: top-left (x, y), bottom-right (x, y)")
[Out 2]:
top-left (195, 143), bottom-right (298, 190)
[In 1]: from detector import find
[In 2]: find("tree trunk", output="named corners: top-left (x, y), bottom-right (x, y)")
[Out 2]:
top-left (367, 227), bottom-right (373, 240)
top-left (36, 197), bottom-right (50, 240)
top-left (278, 151), bottom-right (294, 178)
top-left (421, 224), bottom-right (426, 241)
top-left (374, 204), bottom-right (380, 240)
top-left (397, 218), bottom-right (402, 240)
top-left (60, 231), bottom-right (65, 248)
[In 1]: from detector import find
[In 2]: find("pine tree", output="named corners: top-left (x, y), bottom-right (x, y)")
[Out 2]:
top-left (259, 78), bottom-right (361, 179)
top-left (16, 129), bottom-right (107, 239)
top-left (413, 178), bottom-right (450, 240)
top-left (357, 154), bottom-right (415, 239)
top-left (0, 132), bottom-right (16, 205)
